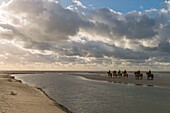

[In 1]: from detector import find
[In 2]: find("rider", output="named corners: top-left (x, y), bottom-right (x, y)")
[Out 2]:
top-left (137, 70), bottom-right (141, 74)
top-left (108, 70), bottom-right (111, 74)
top-left (118, 70), bottom-right (121, 74)
top-left (113, 70), bottom-right (117, 74)
top-left (147, 70), bottom-right (152, 75)
top-left (148, 70), bottom-right (151, 74)
top-left (123, 70), bottom-right (127, 74)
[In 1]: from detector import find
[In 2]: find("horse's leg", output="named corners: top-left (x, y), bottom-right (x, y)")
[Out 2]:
top-left (115, 74), bottom-right (117, 78)
top-left (135, 75), bottom-right (138, 79)
top-left (151, 74), bottom-right (154, 80)
top-left (124, 74), bottom-right (128, 79)
top-left (135, 74), bottom-right (139, 79)
top-left (113, 74), bottom-right (116, 78)
top-left (141, 74), bottom-right (143, 80)
top-left (108, 73), bottom-right (111, 78)
top-left (125, 75), bottom-right (128, 78)
top-left (113, 73), bottom-right (115, 78)
top-left (147, 75), bottom-right (149, 80)
top-left (136, 76), bottom-right (138, 80)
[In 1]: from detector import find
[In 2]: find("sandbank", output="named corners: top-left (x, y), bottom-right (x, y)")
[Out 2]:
top-left (81, 74), bottom-right (170, 88)
top-left (0, 74), bottom-right (72, 113)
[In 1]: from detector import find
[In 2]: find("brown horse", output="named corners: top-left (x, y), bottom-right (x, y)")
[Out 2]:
top-left (112, 71), bottom-right (117, 78)
top-left (134, 71), bottom-right (143, 80)
top-left (122, 70), bottom-right (128, 78)
top-left (146, 72), bottom-right (154, 80)
top-left (122, 73), bottom-right (128, 78)
top-left (117, 70), bottom-right (122, 78)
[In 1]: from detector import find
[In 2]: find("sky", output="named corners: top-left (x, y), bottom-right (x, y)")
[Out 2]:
top-left (0, 0), bottom-right (170, 71)
top-left (60, 0), bottom-right (165, 12)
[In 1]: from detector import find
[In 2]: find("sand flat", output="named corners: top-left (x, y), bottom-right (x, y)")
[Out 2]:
top-left (82, 74), bottom-right (170, 88)
top-left (0, 75), bottom-right (68, 113)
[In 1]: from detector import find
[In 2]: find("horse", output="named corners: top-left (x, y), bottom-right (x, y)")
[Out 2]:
top-left (112, 71), bottom-right (117, 78)
top-left (134, 71), bottom-right (143, 80)
top-left (122, 73), bottom-right (128, 79)
top-left (107, 71), bottom-right (112, 78)
top-left (146, 72), bottom-right (154, 80)
top-left (117, 73), bottom-right (122, 78)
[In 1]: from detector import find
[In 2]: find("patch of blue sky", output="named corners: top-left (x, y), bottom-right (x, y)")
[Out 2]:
top-left (60, 0), bottom-right (166, 13)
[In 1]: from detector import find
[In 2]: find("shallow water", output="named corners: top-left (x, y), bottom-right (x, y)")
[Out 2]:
top-left (15, 72), bottom-right (170, 113)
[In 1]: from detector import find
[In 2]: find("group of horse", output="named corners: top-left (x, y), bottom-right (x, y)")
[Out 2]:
top-left (107, 70), bottom-right (154, 80)
top-left (107, 70), bottom-right (128, 79)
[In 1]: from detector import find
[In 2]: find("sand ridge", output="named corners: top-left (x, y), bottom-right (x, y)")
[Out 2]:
top-left (0, 74), bottom-right (70, 113)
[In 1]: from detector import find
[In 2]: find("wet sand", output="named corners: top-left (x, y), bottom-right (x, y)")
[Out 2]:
top-left (81, 74), bottom-right (170, 88)
top-left (0, 74), bottom-right (72, 113)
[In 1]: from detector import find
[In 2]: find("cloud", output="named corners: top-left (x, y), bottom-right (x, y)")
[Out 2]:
top-left (57, 40), bottom-right (149, 61)
top-left (0, 0), bottom-right (170, 70)
top-left (86, 8), bottom-right (160, 40)
top-left (158, 41), bottom-right (170, 53)
top-left (0, 0), bottom-right (84, 43)
top-left (72, 0), bottom-right (86, 9)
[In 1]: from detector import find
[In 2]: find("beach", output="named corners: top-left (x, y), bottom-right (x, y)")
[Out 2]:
top-left (0, 74), bottom-right (71, 113)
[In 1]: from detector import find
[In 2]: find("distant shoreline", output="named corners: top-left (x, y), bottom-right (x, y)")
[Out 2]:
top-left (1, 70), bottom-right (170, 75)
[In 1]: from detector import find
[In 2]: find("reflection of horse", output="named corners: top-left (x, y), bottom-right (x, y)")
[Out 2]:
top-left (146, 72), bottom-right (154, 80)
top-left (107, 71), bottom-right (112, 77)
top-left (134, 72), bottom-right (143, 80)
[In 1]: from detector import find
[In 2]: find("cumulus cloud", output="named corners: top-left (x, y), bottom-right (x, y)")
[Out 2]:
top-left (0, 0), bottom-right (84, 43)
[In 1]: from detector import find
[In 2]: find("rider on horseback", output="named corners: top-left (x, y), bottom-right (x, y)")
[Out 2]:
top-left (123, 70), bottom-right (128, 78)
top-left (148, 70), bottom-right (151, 74)
top-left (123, 70), bottom-right (127, 74)
top-left (112, 70), bottom-right (117, 78)
top-left (107, 70), bottom-right (112, 77)
top-left (146, 70), bottom-right (154, 80)
top-left (134, 70), bottom-right (143, 80)
top-left (117, 70), bottom-right (122, 78)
